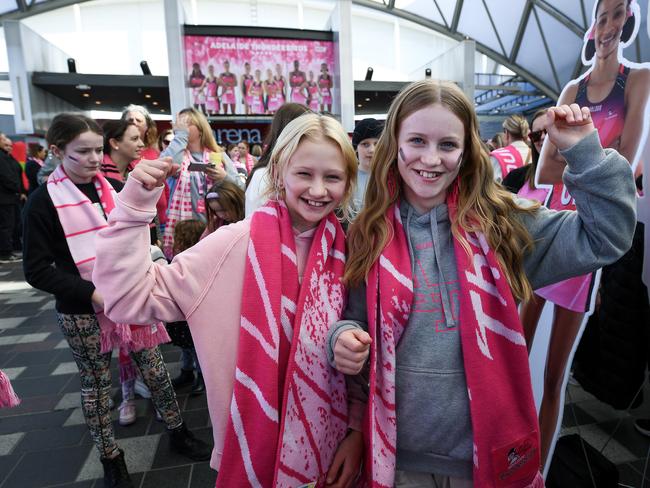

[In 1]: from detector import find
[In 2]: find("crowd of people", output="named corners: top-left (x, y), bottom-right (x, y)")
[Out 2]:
top-left (0, 73), bottom-right (642, 488)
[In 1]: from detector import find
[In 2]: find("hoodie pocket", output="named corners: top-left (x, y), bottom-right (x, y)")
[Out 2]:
top-left (396, 365), bottom-right (473, 459)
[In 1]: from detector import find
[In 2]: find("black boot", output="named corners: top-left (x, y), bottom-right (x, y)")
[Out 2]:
top-left (168, 423), bottom-right (212, 461)
top-left (171, 368), bottom-right (194, 388)
top-left (101, 450), bottom-right (134, 488)
top-left (191, 373), bottom-right (205, 396)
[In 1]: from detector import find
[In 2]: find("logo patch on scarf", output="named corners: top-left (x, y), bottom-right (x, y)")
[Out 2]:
top-left (491, 431), bottom-right (539, 487)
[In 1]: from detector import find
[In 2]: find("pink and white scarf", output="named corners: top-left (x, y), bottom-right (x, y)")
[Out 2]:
top-left (162, 149), bottom-right (210, 258)
top-left (364, 188), bottom-right (543, 488)
top-left (216, 201), bottom-right (348, 488)
top-left (0, 370), bottom-right (20, 408)
top-left (47, 165), bottom-right (169, 353)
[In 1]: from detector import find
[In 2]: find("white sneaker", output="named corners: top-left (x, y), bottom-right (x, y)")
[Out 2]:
top-left (133, 378), bottom-right (151, 399)
top-left (118, 399), bottom-right (136, 426)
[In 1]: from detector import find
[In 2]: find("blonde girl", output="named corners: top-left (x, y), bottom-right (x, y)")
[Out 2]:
top-left (93, 113), bottom-right (366, 487)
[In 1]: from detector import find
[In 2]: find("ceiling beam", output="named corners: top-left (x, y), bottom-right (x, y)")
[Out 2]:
top-left (509, 1), bottom-right (533, 64)
top-left (531, 0), bottom-right (584, 36)
top-left (450, 0), bottom-right (463, 33)
top-left (532, 5), bottom-right (560, 91)
top-left (353, 0), bottom-right (559, 98)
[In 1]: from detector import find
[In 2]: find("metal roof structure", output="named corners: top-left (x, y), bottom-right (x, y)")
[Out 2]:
top-left (2, 0), bottom-right (649, 115)
top-left (354, 0), bottom-right (650, 113)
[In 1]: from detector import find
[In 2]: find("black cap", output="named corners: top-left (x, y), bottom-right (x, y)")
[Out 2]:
top-left (352, 118), bottom-right (384, 149)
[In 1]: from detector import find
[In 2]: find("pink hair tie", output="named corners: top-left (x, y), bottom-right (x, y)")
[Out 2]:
top-left (206, 192), bottom-right (219, 199)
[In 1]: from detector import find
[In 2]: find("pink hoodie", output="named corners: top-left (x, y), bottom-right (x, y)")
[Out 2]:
top-left (93, 177), bottom-right (363, 470)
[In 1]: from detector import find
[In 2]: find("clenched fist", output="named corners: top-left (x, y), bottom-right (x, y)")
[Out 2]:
top-left (333, 329), bottom-right (372, 375)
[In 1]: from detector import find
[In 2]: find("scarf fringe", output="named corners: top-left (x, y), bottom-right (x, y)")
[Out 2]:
top-left (0, 371), bottom-right (20, 409)
top-left (100, 323), bottom-right (170, 354)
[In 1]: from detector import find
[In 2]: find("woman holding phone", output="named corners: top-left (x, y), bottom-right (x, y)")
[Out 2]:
top-left (160, 107), bottom-right (240, 257)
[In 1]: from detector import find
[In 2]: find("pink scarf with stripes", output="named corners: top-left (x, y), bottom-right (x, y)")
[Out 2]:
top-left (364, 189), bottom-right (543, 488)
top-left (216, 201), bottom-right (348, 488)
top-left (162, 150), bottom-right (209, 258)
top-left (47, 165), bottom-right (169, 353)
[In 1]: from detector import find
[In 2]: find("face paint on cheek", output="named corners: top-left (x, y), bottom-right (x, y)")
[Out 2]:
top-left (398, 146), bottom-right (420, 165)
top-left (68, 155), bottom-right (81, 163)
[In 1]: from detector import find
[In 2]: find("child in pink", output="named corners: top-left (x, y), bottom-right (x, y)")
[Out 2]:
top-left (94, 113), bottom-right (365, 487)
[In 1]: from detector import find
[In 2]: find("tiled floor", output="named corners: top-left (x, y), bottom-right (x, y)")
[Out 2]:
top-left (0, 262), bottom-right (217, 488)
top-left (1, 260), bottom-right (650, 487)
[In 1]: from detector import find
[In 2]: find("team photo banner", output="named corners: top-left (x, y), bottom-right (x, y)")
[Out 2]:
top-left (183, 33), bottom-right (337, 117)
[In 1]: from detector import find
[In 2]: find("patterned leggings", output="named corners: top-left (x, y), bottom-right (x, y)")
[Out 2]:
top-left (57, 313), bottom-right (182, 459)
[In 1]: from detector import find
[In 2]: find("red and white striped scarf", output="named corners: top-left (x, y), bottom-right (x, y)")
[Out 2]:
top-left (0, 370), bottom-right (20, 408)
top-left (364, 189), bottom-right (543, 488)
top-left (162, 150), bottom-right (209, 258)
top-left (47, 165), bottom-right (169, 353)
top-left (216, 201), bottom-right (349, 488)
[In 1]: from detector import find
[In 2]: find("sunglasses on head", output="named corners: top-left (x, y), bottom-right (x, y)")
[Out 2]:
top-left (529, 129), bottom-right (546, 143)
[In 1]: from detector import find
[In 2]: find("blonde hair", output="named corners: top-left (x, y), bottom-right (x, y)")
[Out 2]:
top-left (265, 113), bottom-right (357, 221)
top-left (345, 80), bottom-right (539, 301)
top-left (502, 114), bottom-right (529, 141)
top-left (178, 107), bottom-right (221, 153)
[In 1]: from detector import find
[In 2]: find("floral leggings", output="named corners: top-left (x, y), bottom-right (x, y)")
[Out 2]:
top-left (57, 313), bottom-right (182, 459)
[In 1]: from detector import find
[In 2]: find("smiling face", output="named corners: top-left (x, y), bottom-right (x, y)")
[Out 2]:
top-left (397, 103), bottom-right (465, 214)
top-left (594, 0), bottom-right (628, 59)
top-left (283, 137), bottom-right (347, 233)
top-left (56, 130), bottom-right (104, 184)
top-left (114, 125), bottom-right (144, 160)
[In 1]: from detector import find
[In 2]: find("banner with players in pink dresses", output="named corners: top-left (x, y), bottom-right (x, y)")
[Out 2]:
top-left (184, 34), bottom-right (336, 117)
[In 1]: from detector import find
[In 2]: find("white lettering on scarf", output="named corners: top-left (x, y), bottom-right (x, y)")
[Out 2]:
top-left (470, 290), bottom-right (526, 360)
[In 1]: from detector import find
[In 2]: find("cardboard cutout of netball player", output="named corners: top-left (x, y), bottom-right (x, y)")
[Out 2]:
top-left (527, 0), bottom-right (650, 475)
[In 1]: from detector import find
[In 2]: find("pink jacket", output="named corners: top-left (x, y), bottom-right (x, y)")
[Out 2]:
top-left (93, 177), bottom-right (363, 470)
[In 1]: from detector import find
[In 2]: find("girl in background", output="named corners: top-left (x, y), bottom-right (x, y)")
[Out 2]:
top-left (23, 113), bottom-right (211, 488)
top-left (329, 80), bottom-right (636, 487)
top-left (94, 113), bottom-right (364, 487)
top-left (161, 107), bottom-right (240, 257)
top-left (122, 105), bottom-right (168, 234)
top-left (203, 180), bottom-right (245, 237)
top-left (167, 219), bottom-right (207, 396)
top-left (121, 104), bottom-right (159, 161)
top-left (490, 114), bottom-right (531, 182)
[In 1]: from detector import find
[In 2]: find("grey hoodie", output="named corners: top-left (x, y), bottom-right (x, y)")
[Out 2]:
top-left (327, 130), bottom-right (637, 478)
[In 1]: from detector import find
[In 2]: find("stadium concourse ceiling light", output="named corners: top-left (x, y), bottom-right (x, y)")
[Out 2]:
top-left (67, 58), bottom-right (77, 73)
top-left (425, 68), bottom-right (431, 78)
top-left (365, 67), bottom-right (373, 81)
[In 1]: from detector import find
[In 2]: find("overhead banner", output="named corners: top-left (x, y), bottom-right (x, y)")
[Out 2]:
top-left (183, 32), bottom-right (337, 117)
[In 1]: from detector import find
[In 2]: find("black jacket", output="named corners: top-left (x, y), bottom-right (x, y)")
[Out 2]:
top-left (0, 150), bottom-right (23, 205)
